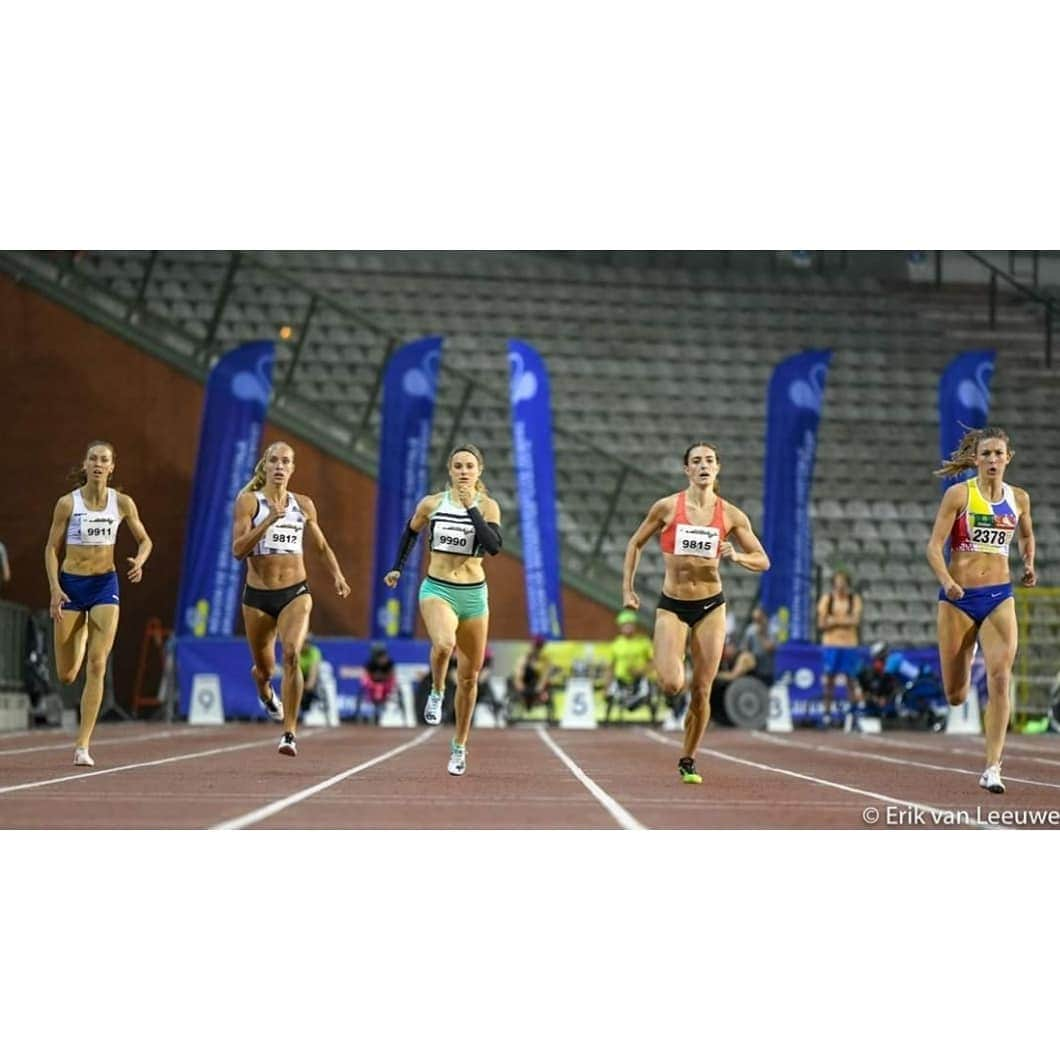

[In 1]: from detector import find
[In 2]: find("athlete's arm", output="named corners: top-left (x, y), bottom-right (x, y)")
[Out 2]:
top-left (384, 495), bottom-right (436, 587)
top-left (719, 505), bottom-right (770, 572)
top-left (466, 497), bottom-right (502, 555)
top-left (1015, 487), bottom-right (1037, 587)
top-left (232, 491), bottom-right (284, 560)
top-left (44, 495), bottom-right (73, 620)
top-left (300, 495), bottom-right (351, 598)
top-left (926, 483), bottom-right (965, 598)
top-left (118, 493), bottom-right (152, 583)
top-left (622, 497), bottom-right (669, 610)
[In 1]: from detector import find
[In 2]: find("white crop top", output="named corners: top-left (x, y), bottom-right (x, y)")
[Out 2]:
top-left (66, 488), bottom-right (123, 547)
top-left (251, 492), bottom-right (306, 556)
top-left (428, 490), bottom-right (486, 557)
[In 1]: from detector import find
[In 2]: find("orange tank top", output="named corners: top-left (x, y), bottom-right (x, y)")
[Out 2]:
top-left (660, 491), bottom-right (727, 557)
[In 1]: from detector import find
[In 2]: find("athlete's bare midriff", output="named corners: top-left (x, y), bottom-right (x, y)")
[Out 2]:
top-left (427, 553), bottom-right (486, 584)
top-left (661, 554), bottom-right (723, 600)
top-left (246, 553), bottom-right (307, 591)
top-left (948, 552), bottom-right (1011, 590)
top-left (62, 543), bottom-right (117, 576)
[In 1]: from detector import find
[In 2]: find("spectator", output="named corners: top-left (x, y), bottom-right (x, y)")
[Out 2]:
top-left (816, 569), bottom-right (863, 726)
top-left (850, 641), bottom-right (899, 716)
top-left (0, 538), bottom-right (9, 595)
top-left (362, 641), bottom-right (397, 716)
top-left (603, 609), bottom-right (655, 722)
top-left (511, 635), bottom-right (554, 715)
top-left (739, 605), bottom-right (777, 685)
top-left (298, 634), bottom-right (323, 718)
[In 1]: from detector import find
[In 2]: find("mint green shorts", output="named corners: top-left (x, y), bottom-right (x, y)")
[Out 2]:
top-left (419, 576), bottom-right (489, 621)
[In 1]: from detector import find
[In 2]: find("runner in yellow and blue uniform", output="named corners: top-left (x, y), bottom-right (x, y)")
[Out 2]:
top-left (927, 426), bottom-right (1037, 795)
top-left (384, 444), bottom-right (502, 777)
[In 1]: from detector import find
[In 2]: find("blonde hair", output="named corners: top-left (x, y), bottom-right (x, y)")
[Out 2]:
top-left (70, 440), bottom-right (118, 488)
top-left (242, 441), bottom-right (294, 494)
top-left (935, 426), bottom-right (1013, 479)
top-left (447, 444), bottom-right (489, 497)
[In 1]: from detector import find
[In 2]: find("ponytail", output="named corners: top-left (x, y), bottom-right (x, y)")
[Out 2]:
top-left (935, 426), bottom-right (1012, 479)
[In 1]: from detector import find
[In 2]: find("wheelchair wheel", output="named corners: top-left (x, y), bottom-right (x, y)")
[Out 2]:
top-left (723, 676), bottom-right (770, 730)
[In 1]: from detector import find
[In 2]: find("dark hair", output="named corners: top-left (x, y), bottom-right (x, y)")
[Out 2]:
top-left (447, 443), bottom-right (489, 496)
top-left (683, 441), bottom-right (721, 466)
top-left (935, 426), bottom-right (1012, 479)
top-left (69, 440), bottom-right (119, 489)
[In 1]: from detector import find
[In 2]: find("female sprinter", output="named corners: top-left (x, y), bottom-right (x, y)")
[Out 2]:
top-left (383, 444), bottom-right (501, 776)
top-left (44, 441), bottom-right (152, 766)
top-left (622, 442), bottom-right (769, 783)
top-left (232, 441), bottom-right (350, 757)
top-left (927, 426), bottom-right (1036, 794)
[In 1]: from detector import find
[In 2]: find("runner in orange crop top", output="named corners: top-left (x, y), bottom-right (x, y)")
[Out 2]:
top-left (927, 426), bottom-right (1036, 795)
top-left (623, 442), bottom-right (769, 784)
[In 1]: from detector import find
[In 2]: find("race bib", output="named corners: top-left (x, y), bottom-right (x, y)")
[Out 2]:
top-left (263, 519), bottom-right (304, 552)
top-left (969, 513), bottom-right (1015, 553)
top-left (674, 523), bottom-right (720, 558)
top-left (431, 519), bottom-right (474, 555)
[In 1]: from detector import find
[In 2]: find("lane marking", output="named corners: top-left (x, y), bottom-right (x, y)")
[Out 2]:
top-left (537, 727), bottom-right (645, 831)
top-left (644, 731), bottom-right (996, 828)
top-left (753, 732), bottom-right (1060, 792)
top-left (212, 730), bottom-right (435, 830)
top-left (0, 728), bottom-right (190, 757)
top-left (0, 730), bottom-right (333, 796)
top-left (855, 732), bottom-right (1060, 770)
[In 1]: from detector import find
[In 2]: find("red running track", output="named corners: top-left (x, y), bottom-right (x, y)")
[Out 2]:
top-left (2, 722), bottom-right (1059, 829)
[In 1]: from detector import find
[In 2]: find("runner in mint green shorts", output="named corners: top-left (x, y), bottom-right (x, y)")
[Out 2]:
top-left (383, 443), bottom-right (502, 777)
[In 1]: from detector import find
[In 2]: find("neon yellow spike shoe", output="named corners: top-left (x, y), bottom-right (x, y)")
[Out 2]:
top-left (678, 757), bottom-right (702, 784)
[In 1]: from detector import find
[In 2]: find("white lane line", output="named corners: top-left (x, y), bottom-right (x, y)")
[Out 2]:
top-left (537, 727), bottom-right (645, 831)
top-left (212, 730), bottom-right (435, 830)
top-left (0, 731), bottom-right (330, 796)
top-left (644, 731), bottom-right (996, 828)
top-left (0, 728), bottom-right (190, 757)
top-left (753, 732), bottom-right (1060, 792)
top-left (856, 733), bottom-right (1060, 770)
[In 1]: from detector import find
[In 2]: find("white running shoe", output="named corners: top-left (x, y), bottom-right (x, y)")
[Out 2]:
top-left (424, 689), bottom-right (444, 726)
top-left (979, 763), bottom-right (1005, 794)
top-left (73, 747), bottom-right (94, 767)
top-left (278, 732), bottom-right (298, 757)
top-left (447, 740), bottom-right (467, 776)
top-left (261, 686), bottom-right (284, 722)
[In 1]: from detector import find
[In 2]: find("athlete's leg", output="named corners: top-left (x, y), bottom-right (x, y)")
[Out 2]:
top-left (976, 598), bottom-right (1018, 769)
top-left (683, 605), bottom-right (727, 759)
top-left (76, 605), bottom-right (120, 750)
top-left (275, 594), bottom-right (313, 732)
top-left (653, 610), bottom-right (689, 697)
top-left (420, 597), bottom-right (459, 691)
top-left (937, 601), bottom-right (979, 705)
top-left (243, 604), bottom-right (279, 703)
top-left (53, 609), bottom-right (89, 686)
top-left (453, 614), bottom-right (489, 746)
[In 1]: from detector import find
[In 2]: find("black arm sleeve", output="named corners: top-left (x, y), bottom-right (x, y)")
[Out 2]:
top-left (391, 521), bottom-right (420, 572)
top-left (466, 506), bottom-right (502, 555)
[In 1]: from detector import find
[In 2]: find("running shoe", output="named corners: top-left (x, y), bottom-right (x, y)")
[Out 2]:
top-left (260, 686), bottom-right (284, 722)
top-left (278, 732), bottom-right (298, 757)
top-left (678, 756), bottom-right (702, 784)
top-left (424, 689), bottom-right (444, 726)
top-left (73, 747), bottom-right (94, 767)
top-left (979, 763), bottom-right (1005, 794)
top-left (447, 739), bottom-right (467, 776)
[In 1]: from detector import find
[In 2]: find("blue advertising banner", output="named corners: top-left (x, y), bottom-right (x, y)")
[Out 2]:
top-left (508, 339), bottom-right (564, 638)
top-left (758, 349), bottom-right (833, 644)
top-left (370, 336), bottom-right (443, 638)
top-left (938, 350), bottom-right (996, 490)
top-left (175, 341), bottom-right (276, 637)
top-left (176, 637), bottom-right (431, 720)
